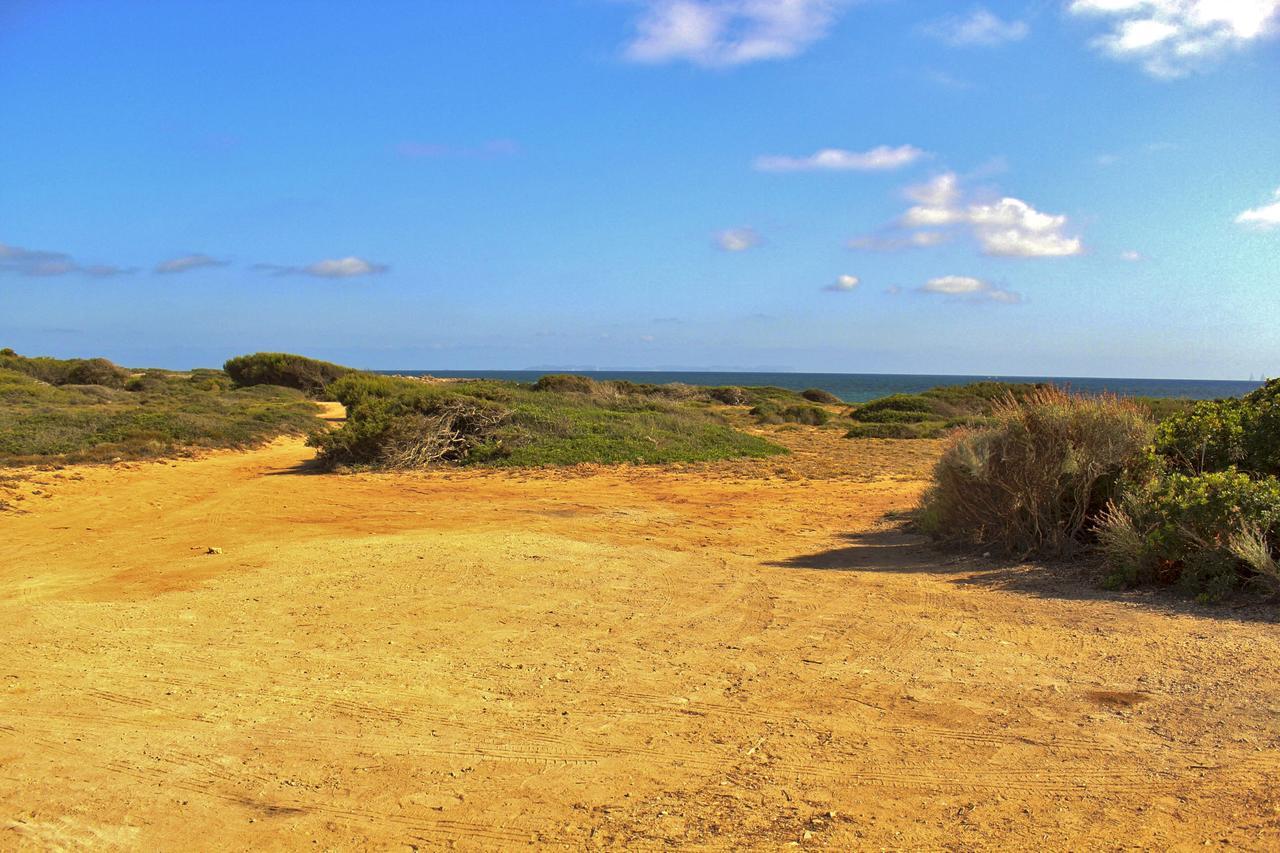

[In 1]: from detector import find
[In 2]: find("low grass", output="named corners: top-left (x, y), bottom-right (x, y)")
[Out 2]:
top-left (312, 373), bottom-right (786, 469)
top-left (0, 355), bottom-right (322, 466)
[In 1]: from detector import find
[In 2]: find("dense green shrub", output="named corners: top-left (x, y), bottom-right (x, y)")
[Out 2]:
top-left (1155, 379), bottom-right (1280, 477)
top-left (1153, 398), bottom-right (1246, 474)
top-left (223, 352), bottom-right (352, 397)
top-left (0, 350), bottom-right (130, 388)
top-left (801, 388), bottom-right (842, 405)
top-left (918, 388), bottom-right (1153, 556)
top-left (1098, 470), bottom-right (1280, 601)
top-left (750, 401), bottom-right (830, 426)
top-left (531, 373), bottom-right (597, 394)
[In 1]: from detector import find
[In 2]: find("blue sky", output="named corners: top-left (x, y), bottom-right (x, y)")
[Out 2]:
top-left (1, 0), bottom-right (1277, 378)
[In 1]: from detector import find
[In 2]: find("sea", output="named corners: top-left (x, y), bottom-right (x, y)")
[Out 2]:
top-left (388, 370), bottom-right (1262, 404)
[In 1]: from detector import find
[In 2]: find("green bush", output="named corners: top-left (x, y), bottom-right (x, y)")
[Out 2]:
top-left (223, 352), bottom-right (352, 397)
top-left (801, 388), bottom-right (842, 405)
top-left (0, 350), bottom-right (130, 388)
top-left (531, 374), bottom-right (597, 394)
top-left (750, 401), bottom-right (830, 426)
top-left (917, 388), bottom-right (1153, 556)
top-left (846, 421), bottom-right (945, 439)
top-left (1098, 470), bottom-right (1280, 601)
top-left (1155, 379), bottom-right (1280, 477)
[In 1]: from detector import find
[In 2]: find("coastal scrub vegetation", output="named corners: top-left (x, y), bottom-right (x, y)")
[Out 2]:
top-left (310, 372), bottom-right (787, 469)
top-left (918, 378), bottom-right (1280, 602)
top-left (223, 352), bottom-right (352, 397)
top-left (916, 388), bottom-right (1152, 557)
top-left (0, 351), bottom-right (321, 466)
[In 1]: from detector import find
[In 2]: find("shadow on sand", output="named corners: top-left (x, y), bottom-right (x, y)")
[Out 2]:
top-left (766, 526), bottom-right (1279, 625)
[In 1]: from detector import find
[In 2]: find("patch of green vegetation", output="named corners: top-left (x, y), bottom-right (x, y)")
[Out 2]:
top-left (223, 352), bottom-right (353, 397)
top-left (844, 382), bottom-right (1046, 439)
top-left (312, 372), bottom-right (786, 469)
top-left (0, 348), bottom-right (130, 388)
top-left (748, 400), bottom-right (830, 426)
top-left (0, 352), bottom-right (323, 466)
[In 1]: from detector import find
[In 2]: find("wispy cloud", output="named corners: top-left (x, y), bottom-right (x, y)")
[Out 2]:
top-left (848, 231), bottom-right (950, 251)
top-left (1069, 0), bottom-right (1280, 78)
top-left (823, 273), bottom-right (860, 292)
top-left (918, 275), bottom-right (1021, 304)
top-left (1236, 186), bottom-right (1280, 231)
top-left (622, 0), bottom-right (842, 67)
top-left (850, 172), bottom-right (1084, 258)
top-left (754, 144), bottom-right (927, 173)
top-left (154, 253), bottom-right (229, 274)
top-left (0, 242), bottom-right (133, 277)
top-left (715, 227), bottom-right (762, 251)
top-left (253, 256), bottom-right (389, 278)
top-left (923, 7), bottom-right (1028, 47)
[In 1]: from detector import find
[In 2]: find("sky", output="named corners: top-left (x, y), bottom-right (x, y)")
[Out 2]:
top-left (1, 0), bottom-right (1278, 378)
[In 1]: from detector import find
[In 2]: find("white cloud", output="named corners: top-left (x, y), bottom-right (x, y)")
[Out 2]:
top-left (852, 172), bottom-right (1084, 257)
top-left (623, 0), bottom-right (841, 67)
top-left (918, 275), bottom-right (1022, 303)
top-left (304, 257), bottom-right (389, 278)
top-left (923, 7), bottom-right (1029, 46)
top-left (823, 273), bottom-right (860, 292)
top-left (155, 253), bottom-right (228, 274)
top-left (254, 256), bottom-right (389, 278)
top-left (754, 144), bottom-right (927, 172)
top-left (0, 242), bottom-right (133, 277)
top-left (1236, 186), bottom-right (1280, 231)
top-left (715, 227), bottom-right (761, 251)
top-left (1121, 249), bottom-right (1146, 261)
top-left (1069, 0), bottom-right (1280, 78)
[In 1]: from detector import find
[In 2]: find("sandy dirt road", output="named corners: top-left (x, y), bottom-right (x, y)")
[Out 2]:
top-left (2, 418), bottom-right (1279, 850)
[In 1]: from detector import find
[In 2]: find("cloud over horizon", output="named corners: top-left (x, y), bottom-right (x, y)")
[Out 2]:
top-left (754, 144), bottom-right (927, 172)
top-left (918, 275), bottom-right (1021, 304)
top-left (253, 256), bottom-right (390, 278)
top-left (1236, 186), bottom-right (1280, 231)
top-left (154, 253), bottom-right (229, 274)
top-left (622, 0), bottom-right (842, 67)
top-left (0, 242), bottom-right (133, 278)
top-left (1069, 0), bottom-right (1280, 78)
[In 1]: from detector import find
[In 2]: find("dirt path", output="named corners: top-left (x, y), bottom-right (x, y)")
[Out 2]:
top-left (2, 425), bottom-right (1279, 849)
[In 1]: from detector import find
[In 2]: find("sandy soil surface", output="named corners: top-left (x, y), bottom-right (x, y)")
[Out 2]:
top-left (3, 412), bottom-right (1279, 850)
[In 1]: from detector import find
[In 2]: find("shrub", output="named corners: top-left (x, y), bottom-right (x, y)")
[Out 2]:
top-left (1153, 398), bottom-right (1246, 474)
top-left (0, 350), bottom-right (130, 388)
top-left (223, 352), bottom-right (352, 397)
top-left (1155, 379), bottom-right (1280, 478)
top-left (801, 388), bottom-right (842, 405)
top-left (1098, 470), bottom-right (1280, 601)
top-left (531, 374), bottom-right (597, 394)
top-left (917, 388), bottom-right (1153, 557)
top-left (706, 386), bottom-right (750, 406)
top-left (846, 421), bottom-right (945, 439)
top-left (750, 401), bottom-right (830, 426)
